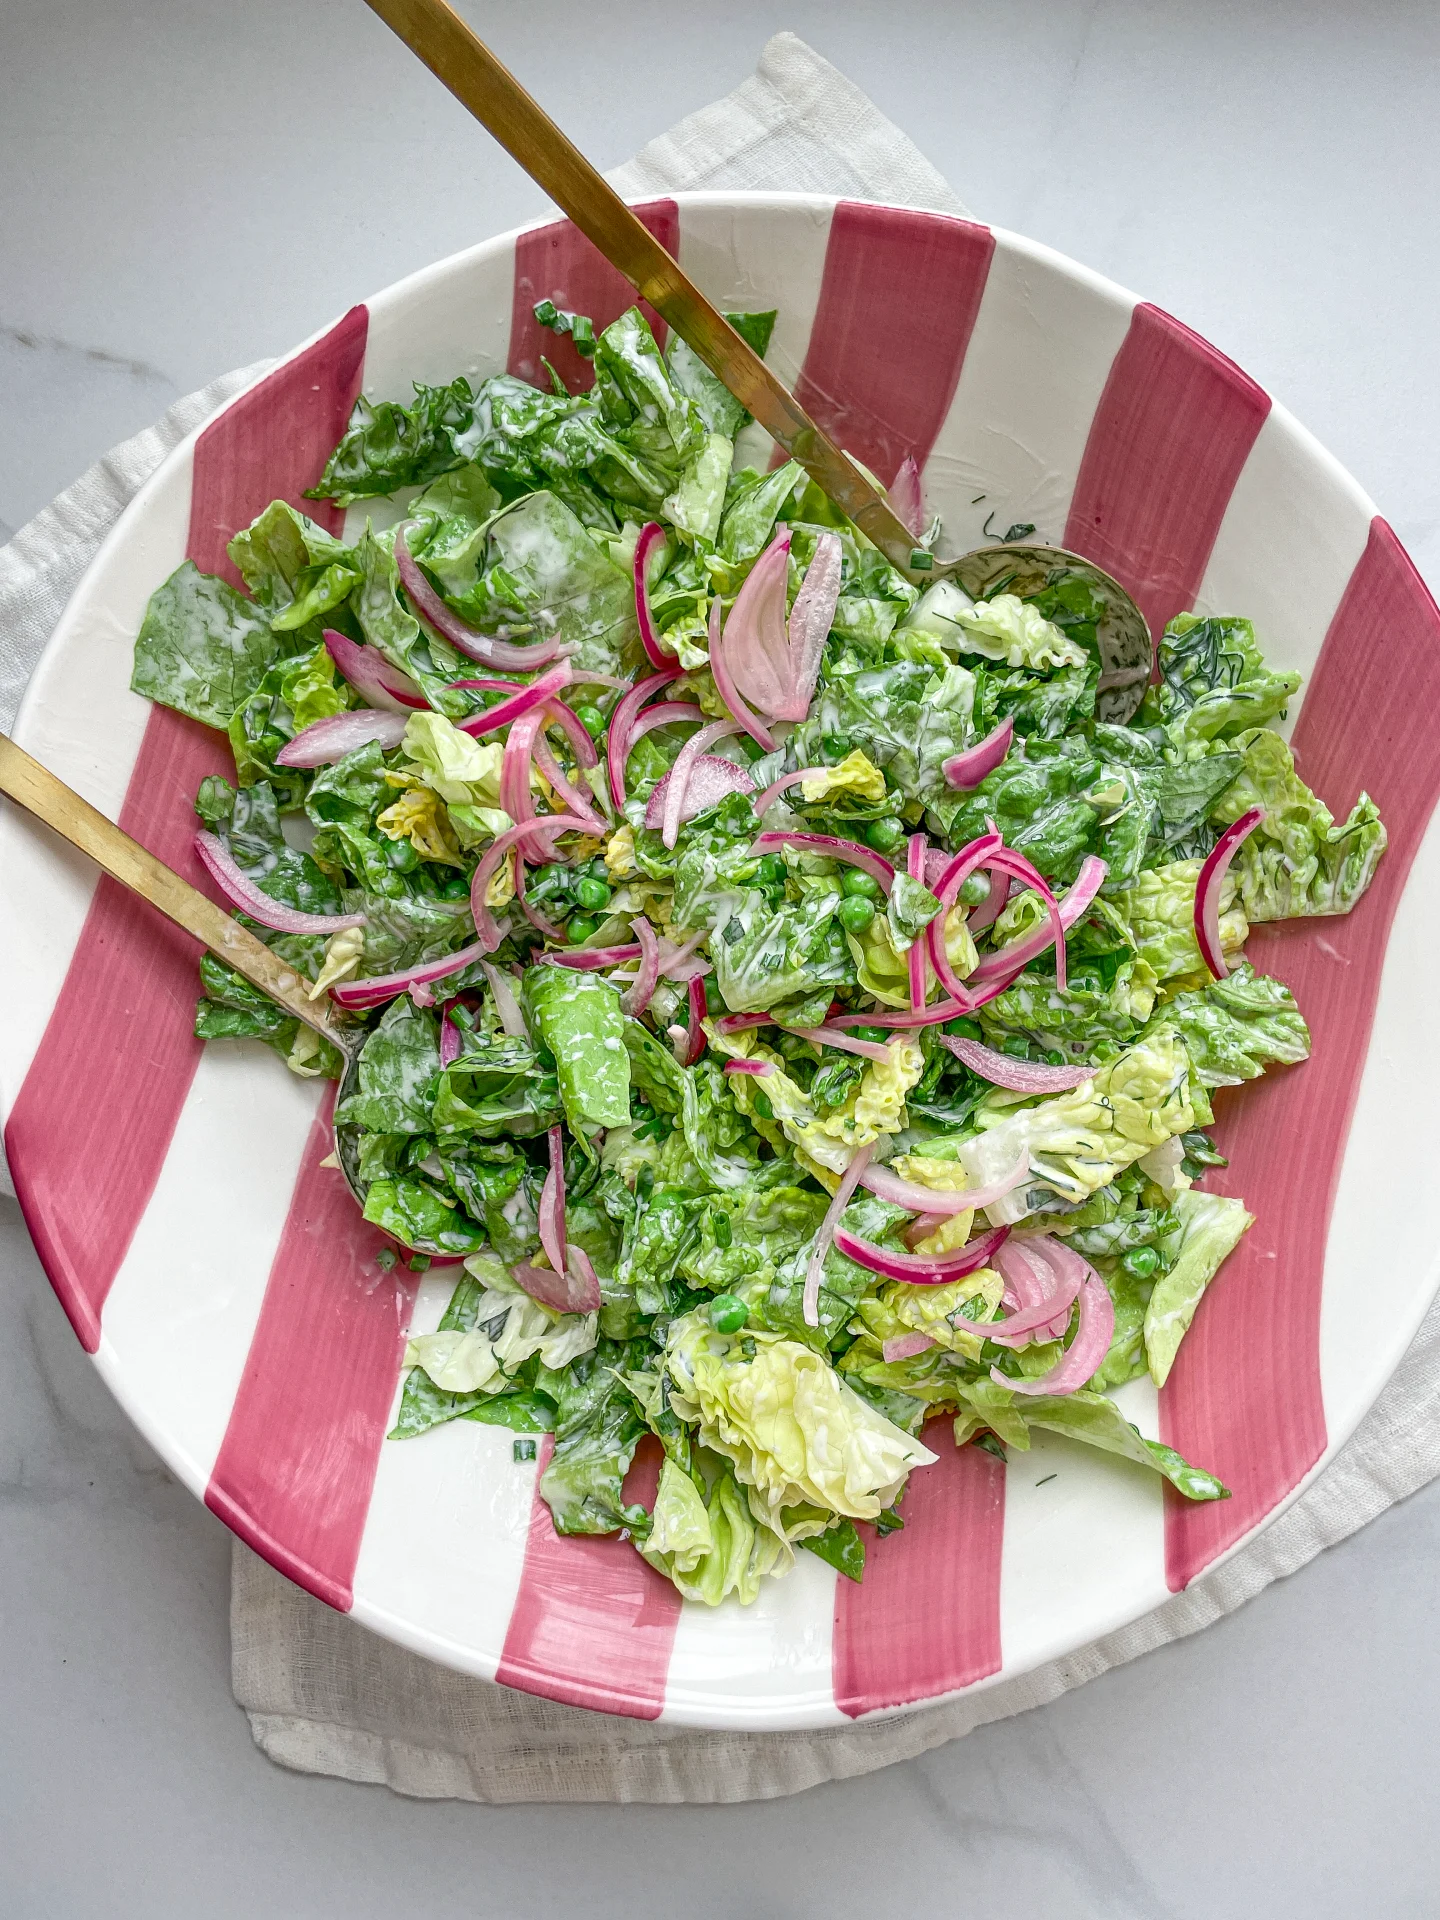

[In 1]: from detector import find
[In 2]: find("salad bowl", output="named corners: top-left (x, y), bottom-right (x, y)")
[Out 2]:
top-left (2, 192), bottom-right (1438, 1729)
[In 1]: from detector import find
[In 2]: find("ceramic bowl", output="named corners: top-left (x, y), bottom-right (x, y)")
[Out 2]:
top-left (3, 192), bottom-right (1438, 1727)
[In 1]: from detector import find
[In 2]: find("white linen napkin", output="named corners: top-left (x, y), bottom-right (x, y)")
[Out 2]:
top-left (4, 31), bottom-right (1439, 1803)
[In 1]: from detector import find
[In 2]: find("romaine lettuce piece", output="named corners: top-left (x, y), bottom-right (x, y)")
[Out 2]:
top-left (1151, 962), bottom-right (1310, 1089)
top-left (979, 957), bottom-right (1158, 1065)
top-left (524, 966), bottom-right (631, 1137)
top-left (227, 500), bottom-right (359, 618)
top-left (1111, 858), bottom-right (1247, 980)
top-left (953, 1384), bottom-right (1229, 1500)
top-left (1144, 1189), bottom-right (1254, 1385)
top-left (444, 489), bottom-right (639, 677)
top-left (713, 1030), bottom-right (924, 1177)
top-left (1149, 613), bottom-right (1301, 750)
top-left (362, 1176), bottom-right (485, 1254)
top-left (228, 639), bottom-right (349, 808)
top-left (131, 561), bottom-right (282, 731)
top-left (537, 1336), bottom-right (651, 1535)
top-left (957, 1028), bottom-right (1195, 1222)
top-left (711, 889), bottom-right (855, 1014)
top-left (432, 1032), bottom-right (560, 1140)
top-left (335, 998), bottom-right (439, 1135)
top-left (307, 377), bottom-right (475, 505)
top-left (1212, 727), bottom-right (1387, 919)
top-left (951, 591), bottom-right (1088, 671)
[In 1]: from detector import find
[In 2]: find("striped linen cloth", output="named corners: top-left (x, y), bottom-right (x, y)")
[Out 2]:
top-left (3, 32), bottom-right (1439, 1801)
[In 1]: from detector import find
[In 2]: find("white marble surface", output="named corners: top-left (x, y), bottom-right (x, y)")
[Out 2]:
top-left (4, 0), bottom-right (1440, 1911)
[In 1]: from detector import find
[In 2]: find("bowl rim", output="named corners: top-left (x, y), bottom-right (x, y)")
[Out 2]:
top-left (8, 188), bottom-right (1429, 1731)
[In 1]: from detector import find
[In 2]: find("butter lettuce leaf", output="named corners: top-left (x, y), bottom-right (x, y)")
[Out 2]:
top-left (958, 1028), bottom-right (1195, 1222)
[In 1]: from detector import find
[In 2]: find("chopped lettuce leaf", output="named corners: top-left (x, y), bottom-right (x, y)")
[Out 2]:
top-left (1211, 727), bottom-right (1387, 919)
top-left (958, 1028), bottom-right (1195, 1222)
top-left (1144, 1189), bottom-right (1254, 1385)
top-left (524, 966), bottom-right (631, 1136)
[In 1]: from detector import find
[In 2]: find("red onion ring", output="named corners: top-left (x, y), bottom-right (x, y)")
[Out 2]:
top-left (646, 748), bottom-right (754, 841)
top-left (832, 1221), bottom-right (1011, 1287)
top-left (751, 830), bottom-right (896, 894)
top-left (468, 812), bottom-right (593, 951)
top-left (195, 832), bottom-right (366, 936)
top-left (531, 729), bottom-right (607, 834)
top-left (606, 665), bottom-right (684, 808)
top-left (659, 720), bottom-right (746, 849)
top-left (323, 629), bottom-right (426, 712)
top-left (979, 1258), bottom-right (1082, 1346)
top-left (276, 709), bottom-right (408, 767)
top-left (776, 530), bottom-right (842, 722)
top-left (907, 832), bottom-right (929, 1011)
top-left (394, 528), bottom-right (568, 671)
top-left (804, 1141), bottom-right (874, 1328)
top-left (682, 974), bottom-right (707, 1066)
top-left (942, 716), bottom-right (1014, 791)
top-left (752, 766), bottom-right (828, 816)
top-left (792, 1026), bottom-right (891, 1065)
top-left (438, 999), bottom-right (463, 1068)
top-left (329, 937), bottom-right (492, 1010)
top-left (541, 943), bottom-right (643, 970)
top-left (512, 852), bottom-right (567, 940)
top-left (623, 917), bottom-right (662, 1016)
top-left (858, 1153), bottom-right (1030, 1217)
top-left (453, 661), bottom-right (573, 739)
top-left (633, 522), bottom-right (674, 671)
top-left (724, 1057), bottom-right (774, 1076)
top-left (513, 1256), bottom-right (601, 1316)
top-left (888, 454), bottom-right (924, 538)
top-left (539, 1125), bottom-right (566, 1275)
top-left (717, 532), bottom-right (792, 722)
top-left (628, 700), bottom-right (705, 749)
top-left (882, 1330), bottom-right (936, 1364)
top-left (1196, 806), bottom-right (1264, 980)
top-left (709, 593), bottom-right (777, 753)
top-left (966, 853), bottom-right (1108, 992)
top-left (940, 1034), bottom-right (1093, 1093)
top-left (479, 959), bottom-right (528, 1039)
top-left (995, 1260), bottom-right (1113, 1396)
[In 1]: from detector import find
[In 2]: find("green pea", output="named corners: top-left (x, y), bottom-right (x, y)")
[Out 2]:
top-left (864, 816), bottom-right (906, 855)
top-left (841, 868), bottom-right (882, 899)
top-left (532, 861), bottom-right (570, 896)
top-left (709, 1293), bottom-right (748, 1334)
top-left (821, 732), bottom-right (854, 763)
top-left (944, 1016), bottom-right (983, 1040)
top-left (756, 853), bottom-right (787, 886)
top-left (1044, 1049), bottom-right (1068, 1067)
top-left (575, 703), bottom-right (606, 739)
top-left (384, 837), bottom-right (420, 872)
top-left (1122, 1245), bottom-right (1161, 1279)
top-left (566, 913), bottom-right (600, 943)
top-left (574, 876), bottom-right (612, 912)
top-left (850, 1026), bottom-right (889, 1044)
top-left (959, 872), bottom-right (991, 907)
top-left (838, 894), bottom-right (876, 935)
top-left (438, 872), bottom-right (471, 899)
top-left (1001, 1035), bottom-right (1031, 1058)
top-left (586, 856), bottom-right (611, 881)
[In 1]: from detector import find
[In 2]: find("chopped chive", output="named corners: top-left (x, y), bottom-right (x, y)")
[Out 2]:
top-left (1035, 1473), bottom-right (1057, 1487)
top-left (909, 548), bottom-right (933, 571)
top-left (513, 1437), bottom-right (537, 1463)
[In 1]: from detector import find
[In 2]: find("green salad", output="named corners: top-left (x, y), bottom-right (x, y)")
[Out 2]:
top-left (131, 297), bottom-right (1388, 1604)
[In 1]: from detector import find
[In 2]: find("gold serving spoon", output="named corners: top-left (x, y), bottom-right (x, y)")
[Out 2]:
top-left (359, 0), bottom-right (1154, 720)
top-left (0, 734), bottom-right (428, 1240)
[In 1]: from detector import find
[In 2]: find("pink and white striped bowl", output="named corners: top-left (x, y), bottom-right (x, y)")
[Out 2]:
top-left (3, 194), bottom-right (1438, 1728)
